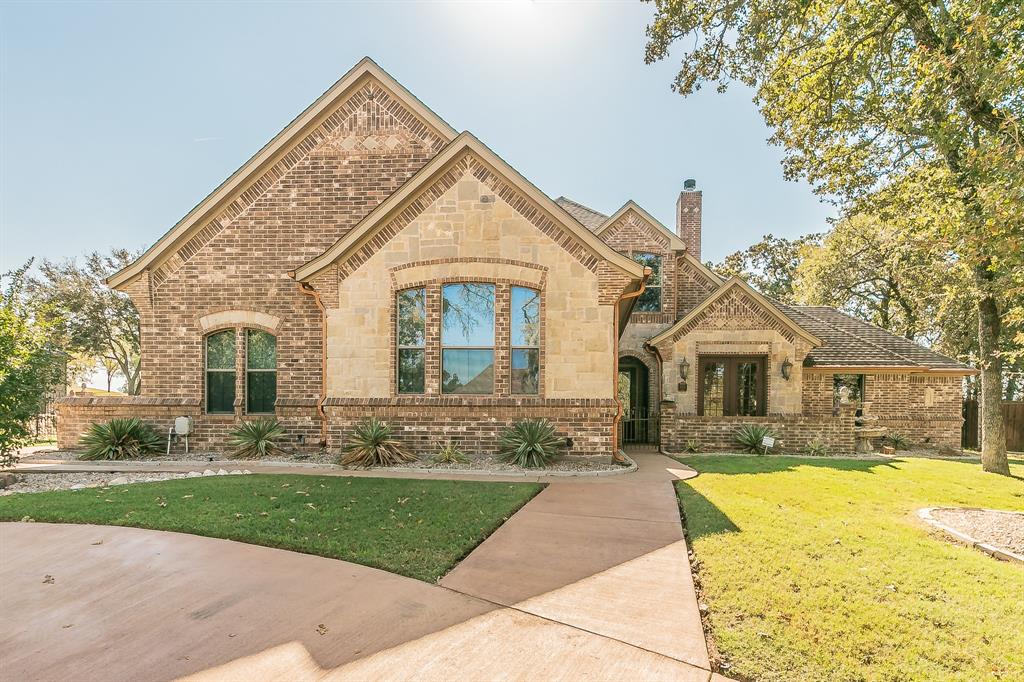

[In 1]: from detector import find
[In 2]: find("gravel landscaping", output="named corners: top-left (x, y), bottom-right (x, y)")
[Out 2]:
top-left (930, 507), bottom-right (1024, 556)
top-left (0, 469), bottom-right (252, 495)
top-left (15, 448), bottom-right (624, 475)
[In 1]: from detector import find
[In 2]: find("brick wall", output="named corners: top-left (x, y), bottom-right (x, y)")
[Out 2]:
top-left (126, 80), bottom-right (445, 405)
top-left (54, 396), bottom-right (322, 454)
top-left (324, 398), bottom-right (617, 458)
top-left (661, 400), bottom-right (857, 453)
top-left (676, 189), bottom-right (702, 261)
top-left (598, 208), bottom-right (679, 326)
top-left (802, 370), bottom-right (964, 448)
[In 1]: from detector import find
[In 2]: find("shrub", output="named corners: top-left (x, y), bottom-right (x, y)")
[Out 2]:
top-left (733, 424), bottom-right (779, 454)
top-left (884, 431), bottom-right (910, 451)
top-left (79, 418), bottom-right (163, 461)
top-left (498, 418), bottom-right (564, 468)
top-left (229, 418), bottom-right (287, 459)
top-left (432, 441), bottom-right (469, 466)
top-left (805, 440), bottom-right (829, 457)
top-left (684, 439), bottom-right (700, 453)
top-left (340, 417), bottom-right (417, 467)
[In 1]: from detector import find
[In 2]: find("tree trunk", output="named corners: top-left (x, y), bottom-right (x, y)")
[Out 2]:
top-left (975, 265), bottom-right (1009, 475)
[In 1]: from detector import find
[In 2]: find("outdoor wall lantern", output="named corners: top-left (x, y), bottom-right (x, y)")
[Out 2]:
top-left (781, 357), bottom-right (793, 381)
top-left (678, 358), bottom-right (690, 392)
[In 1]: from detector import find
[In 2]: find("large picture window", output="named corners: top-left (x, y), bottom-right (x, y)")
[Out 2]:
top-left (511, 286), bottom-right (540, 394)
top-left (442, 283), bottom-right (495, 394)
top-left (206, 330), bottom-right (236, 414)
top-left (246, 329), bottom-right (277, 414)
top-left (397, 288), bottom-right (426, 393)
top-left (698, 356), bottom-right (766, 416)
top-left (632, 252), bottom-right (662, 312)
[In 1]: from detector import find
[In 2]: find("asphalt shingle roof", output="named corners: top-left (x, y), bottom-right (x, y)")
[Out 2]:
top-left (775, 304), bottom-right (972, 371)
top-left (555, 196), bottom-right (608, 232)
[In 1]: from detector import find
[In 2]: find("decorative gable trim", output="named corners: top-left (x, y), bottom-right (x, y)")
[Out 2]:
top-left (293, 133), bottom-right (646, 283)
top-left (596, 201), bottom-right (686, 251)
top-left (679, 252), bottom-right (723, 287)
top-left (108, 58), bottom-right (457, 291)
top-left (649, 277), bottom-right (822, 347)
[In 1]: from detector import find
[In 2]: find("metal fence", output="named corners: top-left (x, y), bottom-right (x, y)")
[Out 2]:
top-left (618, 407), bottom-right (660, 449)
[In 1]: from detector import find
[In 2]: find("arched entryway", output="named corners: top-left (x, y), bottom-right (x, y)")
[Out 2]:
top-left (618, 356), bottom-right (658, 446)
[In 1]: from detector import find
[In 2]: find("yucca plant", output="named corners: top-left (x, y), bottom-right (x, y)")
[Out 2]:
top-left (340, 417), bottom-right (417, 467)
top-left (432, 441), bottom-right (469, 466)
top-left (498, 418), bottom-right (564, 468)
top-left (733, 424), bottom-right (779, 454)
top-left (884, 431), bottom-right (910, 451)
top-left (805, 440), bottom-right (829, 457)
top-left (79, 418), bottom-right (163, 461)
top-left (684, 439), bottom-right (700, 453)
top-left (229, 418), bottom-right (287, 459)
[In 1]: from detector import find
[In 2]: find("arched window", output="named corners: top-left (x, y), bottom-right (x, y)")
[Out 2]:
top-left (632, 253), bottom-right (662, 312)
top-left (206, 330), bottom-right (236, 414)
top-left (245, 329), bottom-right (277, 413)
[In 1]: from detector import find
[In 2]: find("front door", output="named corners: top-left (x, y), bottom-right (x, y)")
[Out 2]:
top-left (697, 356), bottom-right (767, 416)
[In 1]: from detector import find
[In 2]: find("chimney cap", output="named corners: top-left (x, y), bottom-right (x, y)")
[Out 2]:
top-left (683, 179), bottom-right (697, 191)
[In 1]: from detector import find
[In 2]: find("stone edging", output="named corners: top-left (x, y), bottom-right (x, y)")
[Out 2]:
top-left (12, 453), bottom-right (639, 480)
top-left (917, 507), bottom-right (1024, 564)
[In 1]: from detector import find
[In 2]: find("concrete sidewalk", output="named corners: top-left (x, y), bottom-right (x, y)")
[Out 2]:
top-left (442, 452), bottom-right (710, 670)
top-left (1, 452), bottom-right (720, 681)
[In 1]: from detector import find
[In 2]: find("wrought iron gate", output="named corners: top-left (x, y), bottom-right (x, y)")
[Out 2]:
top-left (619, 406), bottom-right (660, 448)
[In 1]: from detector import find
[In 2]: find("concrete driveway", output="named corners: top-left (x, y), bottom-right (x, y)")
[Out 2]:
top-left (0, 453), bottom-right (717, 681)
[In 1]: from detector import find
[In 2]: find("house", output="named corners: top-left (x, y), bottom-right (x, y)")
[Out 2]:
top-left (54, 58), bottom-right (974, 456)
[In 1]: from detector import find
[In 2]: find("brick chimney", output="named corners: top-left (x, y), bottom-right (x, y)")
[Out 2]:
top-left (676, 179), bottom-right (702, 260)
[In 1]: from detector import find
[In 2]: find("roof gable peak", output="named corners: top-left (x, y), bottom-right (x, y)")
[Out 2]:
top-left (107, 58), bottom-right (457, 290)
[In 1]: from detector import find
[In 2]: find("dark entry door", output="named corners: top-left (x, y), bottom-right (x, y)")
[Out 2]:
top-left (698, 356), bottom-right (767, 416)
top-left (618, 357), bottom-right (653, 444)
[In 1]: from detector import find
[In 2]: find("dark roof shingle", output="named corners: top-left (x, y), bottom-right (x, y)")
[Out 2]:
top-left (555, 196), bottom-right (607, 232)
top-left (775, 304), bottom-right (972, 371)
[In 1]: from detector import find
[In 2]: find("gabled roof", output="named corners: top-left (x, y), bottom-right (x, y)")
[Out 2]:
top-left (775, 304), bottom-right (976, 373)
top-left (648, 277), bottom-right (823, 347)
top-left (293, 132), bottom-right (647, 283)
top-left (555, 197), bottom-right (608, 231)
top-left (596, 201), bottom-right (687, 250)
top-left (107, 57), bottom-right (457, 290)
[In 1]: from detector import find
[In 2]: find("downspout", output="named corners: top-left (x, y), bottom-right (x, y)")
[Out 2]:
top-left (297, 282), bottom-right (328, 446)
top-left (612, 267), bottom-right (649, 461)
top-left (645, 341), bottom-right (665, 453)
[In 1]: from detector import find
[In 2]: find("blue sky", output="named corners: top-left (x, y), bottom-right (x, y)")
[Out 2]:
top-left (0, 1), bottom-right (835, 273)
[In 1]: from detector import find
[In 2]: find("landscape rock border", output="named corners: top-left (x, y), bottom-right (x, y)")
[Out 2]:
top-left (918, 507), bottom-right (1024, 564)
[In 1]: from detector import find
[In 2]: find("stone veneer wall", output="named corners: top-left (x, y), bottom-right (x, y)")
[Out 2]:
top-left (802, 371), bottom-right (964, 448)
top-left (324, 398), bottom-right (617, 457)
top-left (661, 400), bottom-right (858, 453)
top-left (54, 397), bottom-right (322, 454)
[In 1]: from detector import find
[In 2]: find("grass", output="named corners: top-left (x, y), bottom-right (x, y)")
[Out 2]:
top-left (0, 474), bottom-right (543, 582)
top-left (675, 455), bottom-right (1024, 682)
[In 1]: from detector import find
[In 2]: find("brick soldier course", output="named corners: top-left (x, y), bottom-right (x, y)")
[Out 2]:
top-left (55, 57), bottom-right (976, 456)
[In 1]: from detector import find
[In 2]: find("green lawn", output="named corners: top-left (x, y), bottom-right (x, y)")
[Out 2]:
top-left (675, 455), bottom-right (1024, 682)
top-left (0, 474), bottom-right (543, 582)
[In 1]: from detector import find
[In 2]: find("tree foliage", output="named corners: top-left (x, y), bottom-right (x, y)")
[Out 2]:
top-left (712, 233), bottom-right (822, 303)
top-left (0, 263), bottom-right (63, 466)
top-left (29, 249), bottom-right (141, 395)
top-left (646, 0), bottom-right (1023, 474)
